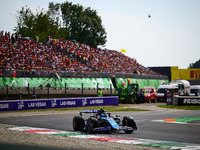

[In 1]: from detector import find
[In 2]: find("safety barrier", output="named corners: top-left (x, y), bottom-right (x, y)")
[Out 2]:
top-left (174, 96), bottom-right (200, 105)
top-left (0, 70), bottom-right (168, 79)
top-left (0, 96), bottom-right (119, 111)
top-left (0, 77), bottom-right (168, 89)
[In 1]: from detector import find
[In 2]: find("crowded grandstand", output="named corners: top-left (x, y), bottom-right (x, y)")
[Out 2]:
top-left (0, 30), bottom-right (162, 77)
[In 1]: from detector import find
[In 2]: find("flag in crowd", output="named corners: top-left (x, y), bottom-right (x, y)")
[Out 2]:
top-left (121, 49), bottom-right (126, 53)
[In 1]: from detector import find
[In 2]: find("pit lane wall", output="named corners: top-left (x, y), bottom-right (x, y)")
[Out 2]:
top-left (0, 96), bottom-right (119, 111)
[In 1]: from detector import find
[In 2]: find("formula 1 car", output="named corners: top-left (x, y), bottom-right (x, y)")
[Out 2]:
top-left (73, 107), bottom-right (137, 134)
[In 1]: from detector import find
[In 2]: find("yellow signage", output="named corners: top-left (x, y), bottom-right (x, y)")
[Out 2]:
top-left (171, 67), bottom-right (200, 81)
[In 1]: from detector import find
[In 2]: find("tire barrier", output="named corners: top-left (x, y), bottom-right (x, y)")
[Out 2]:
top-left (0, 96), bottom-right (119, 111)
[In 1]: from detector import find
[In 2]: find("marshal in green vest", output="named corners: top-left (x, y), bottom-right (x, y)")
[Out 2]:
top-left (98, 89), bottom-right (103, 97)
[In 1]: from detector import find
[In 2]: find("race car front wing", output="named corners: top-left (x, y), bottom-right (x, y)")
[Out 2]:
top-left (93, 126), bottom-right (133, 132)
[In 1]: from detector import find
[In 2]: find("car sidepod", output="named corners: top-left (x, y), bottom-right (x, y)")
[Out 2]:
top-left (102, 117), bottom-right (119, 130)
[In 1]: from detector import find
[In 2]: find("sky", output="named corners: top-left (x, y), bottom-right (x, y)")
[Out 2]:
top-left (0, 0), bottom-right (200, 69)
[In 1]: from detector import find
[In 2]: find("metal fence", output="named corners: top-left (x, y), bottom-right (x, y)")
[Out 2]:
top-left (0, 83), bottom-right (114, 100)
top-left (0, 69), bottom-right (168, 80)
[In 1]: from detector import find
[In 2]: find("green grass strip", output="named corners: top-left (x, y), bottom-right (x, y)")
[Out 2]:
top-left (172, 116), bottom-right (200, 123)
top-left (158, 105), bottom-right (200, 110)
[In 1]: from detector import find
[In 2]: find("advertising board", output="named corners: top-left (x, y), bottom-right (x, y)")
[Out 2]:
top-left (175, 96), bottom-right (200, 105)
top-left (0, 96), bottom-right (119, 111)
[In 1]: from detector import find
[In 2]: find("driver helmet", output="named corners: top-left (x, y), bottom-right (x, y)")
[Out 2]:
top-left (101, 112), bottom-right (106, 117)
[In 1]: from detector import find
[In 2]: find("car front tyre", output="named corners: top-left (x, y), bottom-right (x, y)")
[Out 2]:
top-left (123, 116), bottom-right (137, 133)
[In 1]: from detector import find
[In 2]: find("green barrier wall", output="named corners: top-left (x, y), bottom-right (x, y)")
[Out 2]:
top-left (115, 78), bottom-right (168, 89)
top-left (0, 78), bottom-right (114, 89)
top-left (0, 77), bottom-right (168, 89)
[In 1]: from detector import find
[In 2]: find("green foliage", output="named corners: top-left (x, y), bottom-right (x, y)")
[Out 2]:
top-left (48, 2), bottom-right (60, 25)
top-left (61, 1), bottom-right (107, 47)
top-left (14, 5), bottom-right (61, 42)
top-left (188, 59), bottom-right (200, 69)
top-left (14, 2), bottom-right (107, 47)
top-left (14, 6), bottom-right (35, 38)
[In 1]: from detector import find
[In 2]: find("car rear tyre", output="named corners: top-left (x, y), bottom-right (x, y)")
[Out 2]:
top-left (123, 116), bottom-right (137, 133)
top-left (73, 116), bottom-right (85, 131)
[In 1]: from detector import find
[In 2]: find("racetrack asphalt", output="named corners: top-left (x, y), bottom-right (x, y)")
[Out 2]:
top-left (0, 103), bottom-right (200, 149)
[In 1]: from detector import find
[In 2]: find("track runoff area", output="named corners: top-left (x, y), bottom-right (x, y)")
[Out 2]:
top-left (9, 116), bottom-right (200, 150)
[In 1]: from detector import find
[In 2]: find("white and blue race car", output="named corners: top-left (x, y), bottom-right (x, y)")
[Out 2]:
top-left (73, 107), bottom-right (137, 134)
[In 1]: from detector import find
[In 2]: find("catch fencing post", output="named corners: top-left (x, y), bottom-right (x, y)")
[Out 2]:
top-left (6, 84), bottom-right (9, 100)
top-left (28, 83), bottom-right (30, 99)
top-left (47, 83), bottom-right (50, 99)
top-left (65, 83), bottom-right (67, 97)
top-left (97, 83), bottom-right (99, 97)
top-left (82, 83), bottom-right (84, 97)
top-left (110, 84), bottom-right (112, 96)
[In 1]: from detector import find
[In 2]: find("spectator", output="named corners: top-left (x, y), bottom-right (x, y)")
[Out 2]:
top-left (139, 89), bottom-right (145, 103)
top-left (18, 92), bottom-right (23, 100)
top-left (0, 29), bottom-right (162, 77)
top-left (166, 90), bottom-right (171, 105)
top-left (98, 88), bottom-right (103, 97)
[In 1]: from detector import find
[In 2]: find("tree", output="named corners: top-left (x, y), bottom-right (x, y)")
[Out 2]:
top-left (47, 2), bottom-right (61, 25)
top-left (188, 59), bottom-right (200, 69)
top-left (14, 2), bottom-right (107, 47)
top-left (61, 1), bottom-right (107, 47)
top-left (47, 2), bottom-right (66, 39)
top-left (14, 5), bottom-right (62, 42)
top-left (14, 6), bottom-right (35, 38)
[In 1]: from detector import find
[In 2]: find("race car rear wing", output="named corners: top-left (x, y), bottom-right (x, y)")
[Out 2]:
top-left (79, 110), bottom-right (97, 116)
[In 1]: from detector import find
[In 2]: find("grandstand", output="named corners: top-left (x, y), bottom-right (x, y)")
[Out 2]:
top-left (0, 30), bottom-right (168, 100)
top-left (0, 30), bottom-right (162, 77)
